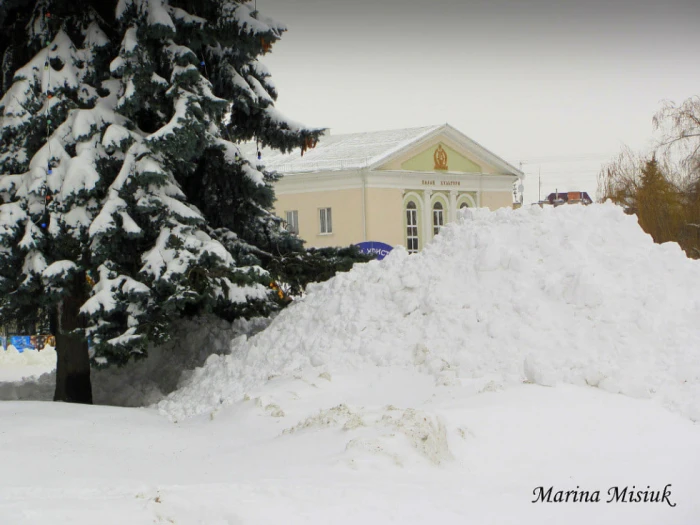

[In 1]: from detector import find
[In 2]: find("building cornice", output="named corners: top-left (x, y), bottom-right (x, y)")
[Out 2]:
top-left (274, 168), bottom-right (517, 195)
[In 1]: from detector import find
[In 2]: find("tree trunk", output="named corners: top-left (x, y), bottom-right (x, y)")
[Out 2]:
top-left (53, 280), bottom-right (92, 404)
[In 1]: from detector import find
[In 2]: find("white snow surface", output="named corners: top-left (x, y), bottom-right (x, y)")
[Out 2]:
top-left (159, 203), bottom-right (700, 421)
top-left (0, 347), bottom-right (56, 383)
top-left (3, 203), bottom-right (700, 524)
top-left (1, 375), bottom-right (699, 524)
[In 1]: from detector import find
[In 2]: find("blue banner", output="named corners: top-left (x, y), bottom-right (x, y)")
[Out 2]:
top-left (9, 336), bottom-right (34, 353)
top-left (356, 241), bottom-right (393, 261)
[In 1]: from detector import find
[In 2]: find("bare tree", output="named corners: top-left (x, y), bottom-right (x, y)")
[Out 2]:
top-left (597, 145), bottom-right (645, 210)
top-left (653, 96), bottom-right (700, 179)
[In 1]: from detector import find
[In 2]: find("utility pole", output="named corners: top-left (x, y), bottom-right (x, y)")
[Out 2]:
top-left (518, 161), bottom-right (527, 205)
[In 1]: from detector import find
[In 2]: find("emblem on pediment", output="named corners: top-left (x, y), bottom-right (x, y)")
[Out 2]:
top-left (434, 144), bottom-right (448, 170)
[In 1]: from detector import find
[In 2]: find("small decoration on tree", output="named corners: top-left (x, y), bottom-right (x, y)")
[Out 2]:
top-left (38, 211), bottom-right (49, 230)
top-left (269, 281), bottom-right (291, 302)
top-left (300, 136), bottom-right (318, 157)
top-left (261, 38), bottom-right (271, 54)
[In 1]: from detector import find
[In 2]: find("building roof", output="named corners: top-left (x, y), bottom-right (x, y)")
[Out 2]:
top-left (238, 124), bottom-right (524, 177)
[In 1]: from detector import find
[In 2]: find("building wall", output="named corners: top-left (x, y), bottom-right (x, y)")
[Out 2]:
top-left (273, 188), bottom-right (364, 248)
top-left (481, 191), bottom-right (513, 210)
top-left (274, 186), bottom-right (515, 250)
top-left (365, 187), bottom-right (405, 247)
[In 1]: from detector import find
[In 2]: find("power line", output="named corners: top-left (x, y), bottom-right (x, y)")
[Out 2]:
top-left (523, 169), bottom-right (601, 176)
top-left (519, 153), bottom-right (617, 164)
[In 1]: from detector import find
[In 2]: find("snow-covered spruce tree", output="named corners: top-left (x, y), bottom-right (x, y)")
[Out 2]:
top-left (0, 0), bottom-right (325, 403)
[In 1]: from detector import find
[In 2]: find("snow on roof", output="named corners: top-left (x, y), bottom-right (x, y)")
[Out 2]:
top-left (239, 124), bottom-right (524, 177)
top-left (239, 125), bottom-right (442, 173)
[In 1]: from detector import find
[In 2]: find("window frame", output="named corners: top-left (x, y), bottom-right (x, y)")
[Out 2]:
top-left (285, 210), bottom-right (299, 234)
top-left (432, 201), bottom-right (444, 235)
top-left (406, 200), bottom-right (419, 254)
top-left (319, 207), bottom-right (332, 235)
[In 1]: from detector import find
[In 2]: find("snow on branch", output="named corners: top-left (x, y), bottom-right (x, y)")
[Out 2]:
top-left (168, 6), bottom-right (207, 28)
top-left (21, 250), bottom-right (47, 279)
top-left (263, 105), bottom-right (306, 133)
top-left (18, 220), bottom-right (42, 251)
top-left (83, 22), bottom-right (110, 49)
top-left (89, 193), bottom-right (130, 238)
top-left (41, 260), bottom-right (79, 290)
top-left (221, 1), bottom-right (286, 36)
top-left (117, 0), bottom-right (175, 35)
top-left (140, 225), bottom-right (230, 281)
top-left (80, 264), bottom-right (151, 316)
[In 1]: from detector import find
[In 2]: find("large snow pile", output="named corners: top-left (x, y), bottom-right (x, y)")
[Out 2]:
top-left (159, 202), bottom-right (700, 421)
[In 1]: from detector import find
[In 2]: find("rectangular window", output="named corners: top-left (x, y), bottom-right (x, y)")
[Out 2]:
top-left (285, 210), bottom-right (299, 234)
top-left (433, 208), bottom-right (444, 235)
top-left (319, 207), bottom-right (332, 234)
top-left (406, 208), bottom-right (419, 254)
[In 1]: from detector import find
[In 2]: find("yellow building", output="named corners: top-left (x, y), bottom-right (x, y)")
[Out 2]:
top-left (242, 124), bottom-right (524, 253)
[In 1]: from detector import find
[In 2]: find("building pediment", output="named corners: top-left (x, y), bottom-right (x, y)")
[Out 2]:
top-left (396, 142), bottom-right (482, 173)
top-left (372, 126), bottom-right (521, 177)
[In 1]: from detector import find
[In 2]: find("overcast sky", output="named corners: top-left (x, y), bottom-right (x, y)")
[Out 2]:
top-left (258, 0), bottom-right (700, 204)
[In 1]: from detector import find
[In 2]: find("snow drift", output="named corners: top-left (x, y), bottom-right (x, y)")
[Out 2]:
top-left (0, 316), bottom-right (271, 404)
top-left (0, 346), bottom-right (57, 383)
top-left (0, 346), bottom-right (56, 368)
top-left (159, 202), bottom-right (700, 421)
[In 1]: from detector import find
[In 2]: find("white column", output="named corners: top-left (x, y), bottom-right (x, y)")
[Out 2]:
top-left (361, 170), bottom-right (367, 241)
top-left (477, 175), bottom-right (482, 207)
top-left (449, 190), bottom-right (458, 223)
top-left (423, 189), bottom-right (433, 245)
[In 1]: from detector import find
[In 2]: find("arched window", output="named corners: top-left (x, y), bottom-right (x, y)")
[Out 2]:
top-left (433, 201), bottom-right (444, 235)
top-left (406, 201), bottom-right (419, 253)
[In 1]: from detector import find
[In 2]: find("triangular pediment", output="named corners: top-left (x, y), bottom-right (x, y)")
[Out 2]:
top-left (371, 125), bottom-right (523, 177)
top-left (399, 142), bottom-right (482, 173)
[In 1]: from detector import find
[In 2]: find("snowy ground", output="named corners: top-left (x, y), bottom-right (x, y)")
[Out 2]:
top-left (2, 203), bottom-right (700, 524)
top-left (2, 369), bottom-right (699, 525)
